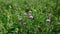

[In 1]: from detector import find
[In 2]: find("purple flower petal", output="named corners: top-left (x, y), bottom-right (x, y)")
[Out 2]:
top-left (46, 19), bottom-right (51, 22)
top-left (29, 15), bottom-right (33, 19)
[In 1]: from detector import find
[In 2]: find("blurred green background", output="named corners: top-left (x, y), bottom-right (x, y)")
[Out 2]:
top-left (0, 0), bottom-right (60, 34)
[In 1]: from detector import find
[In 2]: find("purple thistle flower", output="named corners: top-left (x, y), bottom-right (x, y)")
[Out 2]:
top-left (46, 19), bottom-right (51, 22)
top-left (29, 15), bottom-right (33, 19)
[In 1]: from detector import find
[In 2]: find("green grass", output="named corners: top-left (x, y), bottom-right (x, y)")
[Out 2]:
top-left (0, 0), bottom-right (60, 34)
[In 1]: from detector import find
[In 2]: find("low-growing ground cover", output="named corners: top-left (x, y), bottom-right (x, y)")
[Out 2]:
top-left (0, 0), bottom-right (60, 34)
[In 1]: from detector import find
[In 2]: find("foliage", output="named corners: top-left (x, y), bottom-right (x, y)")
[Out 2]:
top-left (0, 0), bottom-right (60, 34)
